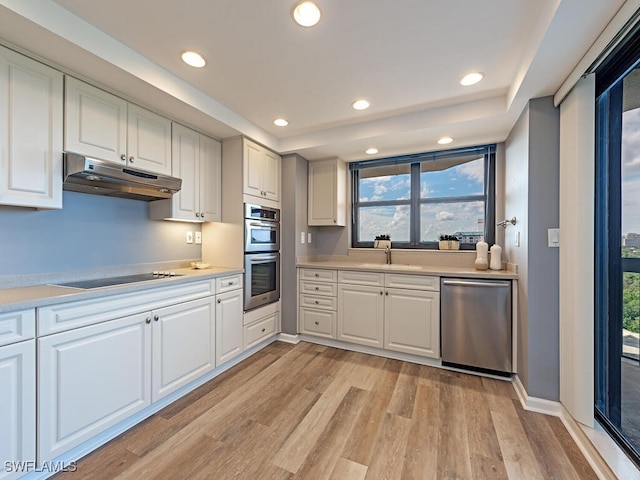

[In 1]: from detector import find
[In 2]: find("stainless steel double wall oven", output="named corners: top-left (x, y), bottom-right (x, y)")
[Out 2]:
top-left (244, 203), bottom-right (280, 311)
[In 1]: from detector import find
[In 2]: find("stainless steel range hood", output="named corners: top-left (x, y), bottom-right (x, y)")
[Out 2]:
top-left (63, 152), bottom-right (182, 201)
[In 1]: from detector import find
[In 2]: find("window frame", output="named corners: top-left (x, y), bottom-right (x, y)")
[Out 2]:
top-left (350, 145), bottom-right (496, 249)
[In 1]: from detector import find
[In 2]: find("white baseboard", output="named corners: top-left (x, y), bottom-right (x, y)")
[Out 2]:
top-left (512, 375), bottom-right (632, 480)
top-left (277, 333), bottom-right (300, 344)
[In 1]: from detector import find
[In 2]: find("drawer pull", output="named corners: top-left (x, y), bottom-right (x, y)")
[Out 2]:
top-left (145, 317), bottom-right (151, 324)
top-left (315, 287), bottom-right (319, 291)
top-left (315, 300), bottom-right (319, 304)
top-left (314, 321), bottom-right (319, 325)
top-left (315, 273), bottom-right (319, 277)
top-left (261, 328), bottom-right (266, 333)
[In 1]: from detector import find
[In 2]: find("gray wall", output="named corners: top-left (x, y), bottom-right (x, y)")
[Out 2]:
top-left (280, 153), bottom-right (317, 334)
top-left (505, 96), bottom-right (560, 400)
top-left (0, 191), bottom-right (201, 276)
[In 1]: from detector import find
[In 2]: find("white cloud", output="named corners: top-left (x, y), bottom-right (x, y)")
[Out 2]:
top-left (457, 158), bottom-right (484, 183)
top-left (436, 211), bottom-right (455, 221)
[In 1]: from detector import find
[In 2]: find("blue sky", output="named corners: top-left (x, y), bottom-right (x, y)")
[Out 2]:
top-left (623, 107), bottom-right (640, 236)
top-left (358, 159), bottom-right (485, 242)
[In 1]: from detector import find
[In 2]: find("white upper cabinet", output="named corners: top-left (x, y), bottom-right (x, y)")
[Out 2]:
top-left (65, 76), bottom-right (172, 175)
top-left (0, 46), bottom-right (63, 209)
top-left (126, 103), bottom-right (172, 175)
top-left (243, 138), bottom-right (280, 203)
top-left (308, 157), bottom-right (347, 226)
top-left (149, 123), bottom-right (221, 222)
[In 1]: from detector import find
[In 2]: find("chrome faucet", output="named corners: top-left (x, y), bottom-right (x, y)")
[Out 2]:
top-left (384, 246), bottom-right (392, 265)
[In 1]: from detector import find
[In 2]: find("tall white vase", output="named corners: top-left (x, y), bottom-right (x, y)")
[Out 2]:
top-left (474, 241), bottom-right (489, 270)
top-left (489, 244), bottom-right (502, 270)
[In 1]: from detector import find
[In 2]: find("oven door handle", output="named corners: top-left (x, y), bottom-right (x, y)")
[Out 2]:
top-left (248, 255), bottom-right (278, 262)
top-left (248, 221), bottom-right (277, 227)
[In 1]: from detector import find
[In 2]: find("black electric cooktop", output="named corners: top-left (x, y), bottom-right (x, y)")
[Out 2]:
top-left (55, 273), bottom-right (183, 289)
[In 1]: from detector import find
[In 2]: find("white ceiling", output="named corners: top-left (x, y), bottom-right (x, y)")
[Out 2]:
top-left (0, 0), bottom-right (629, 161)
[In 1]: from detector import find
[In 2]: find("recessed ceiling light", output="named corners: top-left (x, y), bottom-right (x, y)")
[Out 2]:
top-left (274, 118), bottom-right (289, 127)
top-left (181, 51), bottom-right (206, 68)
top-left (352, 99), bottom-right (370, 110)
top-left (438, 136), bottom-right (453, 145)
top-left (460, 72), bottom-right (483, 86)
top-left (292, 1), bottom-right (322, 27)
top-left (365, 147), bottom-right (379, 155)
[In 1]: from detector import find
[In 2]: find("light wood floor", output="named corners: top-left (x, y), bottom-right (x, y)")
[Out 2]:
top-left (56, 341), bottom-right (597, 480)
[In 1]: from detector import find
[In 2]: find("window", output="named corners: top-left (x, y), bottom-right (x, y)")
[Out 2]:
top-left (351, 145), bottom-right (496, 249)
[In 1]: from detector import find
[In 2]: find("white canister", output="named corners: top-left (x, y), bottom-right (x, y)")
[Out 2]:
top-left (474, 241), bottom-right (489, 270)
top-left (489, 244), bottom-right (502, 270)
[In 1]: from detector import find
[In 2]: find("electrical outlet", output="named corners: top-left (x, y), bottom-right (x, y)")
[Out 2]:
top-left (195, 231), bottom-right (202, 244)
top-left (300, 231), bottom-right (306, 244)
top-left (186, 231), bottom-right (193, 244)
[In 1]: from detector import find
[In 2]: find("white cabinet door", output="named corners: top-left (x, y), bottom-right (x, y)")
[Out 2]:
top-left (308, 158), bottom-right (346, 226)
top-left (126, 104), bottom-right (172, 175)
top-left (38, 313), bottom-right (151, 462)
top-left (199, 134), bottom-right (222, 222)
top-left (151, 297), bottom-right (215, 402)
top-left (243, 139), bottom-right (265, 199)
top-left (0, 340), bottom-right (35, 480)
top-left (243, 139), bottom-right (280, 203)
top-left (384, 288), bottom-right (440, 358)
top-left (337, 284), bottom-right (384, 348)
top-left (64, 76), bottom-right (127, 165)
top-left (262, 148), bottom-right (280, 202)
top-left (170, 123), bottom-right (199, 221)
top-left (0, 47), bottom-right (63, 209)
top-left (215, 289), bottom-right (243, 366)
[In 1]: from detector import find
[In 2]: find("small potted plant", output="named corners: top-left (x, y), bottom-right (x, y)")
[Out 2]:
top-left (439, 234), bottom-right (460, 250)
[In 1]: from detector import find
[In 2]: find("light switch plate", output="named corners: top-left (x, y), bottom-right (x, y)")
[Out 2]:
top-left (515, 231), bottom-right (520, 247)
top-left (195, 231), bottom-right (202, 244)
top-left (300, 232), bottom-right (305, 244)
top-left (307, 232), bottom-right (312, 243)
top-left (186, 231), bottom-right (193, 244)
top-left (548, 228), bottom-right (560, 247)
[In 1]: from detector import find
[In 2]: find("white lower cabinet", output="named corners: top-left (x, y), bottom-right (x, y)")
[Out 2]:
top-left (215, 289), bottom-right (243, 366)
top-left (152, 297), bottom-right (215, 402)
top-left (303, 268), bottom-right (441, 359)
top-left (38, 312), bottom-right (152, 461)
top-left (384, 288), bottom-right (440, 358)
top-left (0, 340), bottom-right (36, 480)
top-left (38, 295), bottom-right (216, 461)
top-left (337, 284), bottom-right (385, 348)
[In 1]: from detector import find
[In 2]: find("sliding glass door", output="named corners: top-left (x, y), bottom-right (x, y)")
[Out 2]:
top-left (595, 25), bottom-right (640, 467)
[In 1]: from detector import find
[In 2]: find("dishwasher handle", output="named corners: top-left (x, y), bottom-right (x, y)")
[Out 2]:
top-left (442, 280), bottom-right (510, 288)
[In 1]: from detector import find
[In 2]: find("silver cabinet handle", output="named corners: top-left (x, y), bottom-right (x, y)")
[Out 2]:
top-left (217, 299), bottom-right (222, 304)
top-left (315, 273), bottom-right (319, 277)
top-left (145, 317), bottom-right (151, 324)
top-left (315, 287), bottom-right (319, 291)
top-left (380, 291), bottom-right (383, 295)
top-left (261, 328), bottom-right (266, 332)
top-left (154, 315), bottom-right (159, 322)
top-left (315, 300), bottom-right (319, 304)
top-left (385, 291), bottom-right (388, 296)
top-left (129, 156), bottom-right (134, 163)
top-left (120, 154), bottom-right (127, 162)
top-left (314, 321), bottom-right (319, 325)
top-left (200, 213), bottom-right (205, 219)
top-left (196, 212), bottom-right (201, 218)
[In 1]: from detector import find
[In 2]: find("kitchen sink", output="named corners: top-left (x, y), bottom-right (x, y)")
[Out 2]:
top-left (53, 272), bottom-right (183, 289)
top-left (358, 263), bottom-right (423, 270)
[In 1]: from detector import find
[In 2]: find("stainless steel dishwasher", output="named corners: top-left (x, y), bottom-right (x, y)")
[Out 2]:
top-left (440, 278), bottom-right (512, 374)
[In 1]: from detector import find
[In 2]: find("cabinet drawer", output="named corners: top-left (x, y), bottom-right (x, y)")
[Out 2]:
top-left (300, 281), bottom-right (337, 297)
top-left (38, 280), bottom-right (215, 336)
top-left (384, 273), bottom-right (439, 291)
top-left (216, 274), bottom-right (243, 293)
top-left (0, 309), bottom-right (36, 346)
top-left (300, 268), bottom-right (337, 283)
top-left (244, 313), bottom-right (277, 350)
top-left (300, 308), bottom-right (336, 338)
top-left (299, 294), bottom-right (337, 311)
top-left (338, 270), bottom-right (384, 286)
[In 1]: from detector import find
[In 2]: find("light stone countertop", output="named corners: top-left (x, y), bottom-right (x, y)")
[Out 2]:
top-left (296, 259), bottom-right (518, 280)
top-left (0, 266), bottom-right (243, 313)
